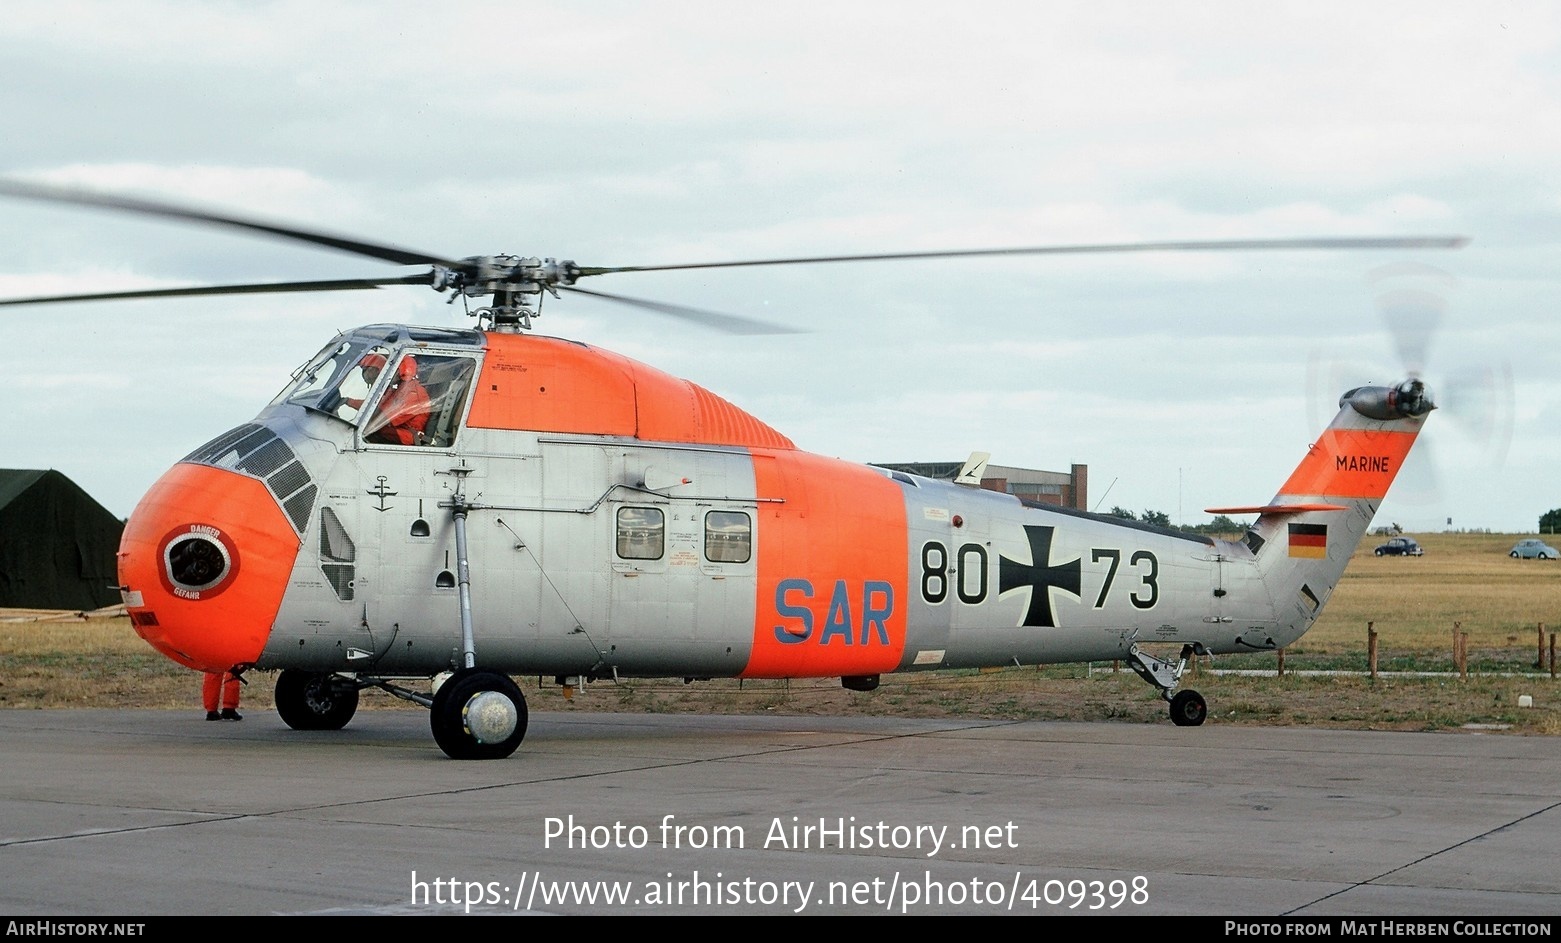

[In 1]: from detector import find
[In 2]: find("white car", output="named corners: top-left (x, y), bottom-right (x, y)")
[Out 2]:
top-left (1510, 539), bottom-right (1559, 560)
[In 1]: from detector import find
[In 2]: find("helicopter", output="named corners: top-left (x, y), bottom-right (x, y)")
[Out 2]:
top-left (0, 178), bottom-right (1460, 759)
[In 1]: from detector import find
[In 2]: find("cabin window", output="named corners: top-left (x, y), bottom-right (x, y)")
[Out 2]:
top-left (704, 510), bottom-right (752, 564)
top-left (616, 507), bottom-right (665, 560)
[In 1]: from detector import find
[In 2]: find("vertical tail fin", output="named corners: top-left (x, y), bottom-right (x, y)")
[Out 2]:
top-left (1214, 379), bottom-right (1434, 645)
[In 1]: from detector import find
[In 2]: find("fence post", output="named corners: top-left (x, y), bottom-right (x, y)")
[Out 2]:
top-left (1460, 630), bottom-right (1470, 680)
top-left (1277, 647), bottom-right (1285, 677)
top-left (1538, 623), bottom-right (1547, 670)
top-left (1368, 622), bottom-right (1378, 679)
top-left (1550, 632), bottom-right (1556, 680)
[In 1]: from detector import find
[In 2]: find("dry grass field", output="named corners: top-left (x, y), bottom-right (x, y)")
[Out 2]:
top-left (3, 531), bottom-right (1558, 734)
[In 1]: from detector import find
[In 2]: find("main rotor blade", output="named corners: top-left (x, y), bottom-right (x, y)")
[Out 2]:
top-left (560, 285), bottom-right (803, 335)
top-left (0, 274), bottom-right (435, 307)
top-left (576, 235), bottom-right (1470, 277)
top-left (0, 178), bottom-right (461, 268)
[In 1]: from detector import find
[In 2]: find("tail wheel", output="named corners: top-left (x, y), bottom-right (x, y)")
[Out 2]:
top-left (430, 667), bottom-right (528, 760)
top-left (275, 669), bottom-right (359, 731)
top-left (1169, 689), bottom-right (1207, 727)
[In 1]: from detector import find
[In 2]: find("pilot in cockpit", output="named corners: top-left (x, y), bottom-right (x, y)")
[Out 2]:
top-left (348, 352), bottom-right (431, 445)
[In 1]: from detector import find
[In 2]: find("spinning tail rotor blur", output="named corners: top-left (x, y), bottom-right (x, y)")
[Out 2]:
top-left (1307, 263), bottom-right (1513, 526)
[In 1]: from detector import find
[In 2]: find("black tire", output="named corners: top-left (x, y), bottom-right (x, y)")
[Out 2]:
top-left (429, 668), bottom-right (527, 760)
top-left (1375, 549), bottom-right (1385, 556)
top-left (275, 669), bottom-right (359, 731)
top-left (1511, 551), bottom-right (1521, 558)
top-left (1169, 689), bottom-right (1207, 727)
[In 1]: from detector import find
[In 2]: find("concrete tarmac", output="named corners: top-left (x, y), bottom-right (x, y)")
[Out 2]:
top-left (0, 709), bottom-right (1558, 916)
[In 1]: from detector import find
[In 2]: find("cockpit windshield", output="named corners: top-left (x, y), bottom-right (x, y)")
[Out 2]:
top-left (270, 333), bottom-right (388, 420)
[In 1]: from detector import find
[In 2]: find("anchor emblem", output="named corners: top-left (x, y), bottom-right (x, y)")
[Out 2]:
top-left (368, 476), bottom-right (397, 512)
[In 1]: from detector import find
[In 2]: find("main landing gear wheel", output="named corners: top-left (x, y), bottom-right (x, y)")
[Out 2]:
top-left (1169, 689), bottom-right (1207, 727)
top-left (275, 669), bottom-right (360, 730)
top-left (430, 667), bottom-right (528, 760)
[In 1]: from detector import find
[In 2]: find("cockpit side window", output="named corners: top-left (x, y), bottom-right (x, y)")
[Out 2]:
top-left (418, 356), bottom-right (477, 448)
top-left (358, 354), bottom-right (477, 448)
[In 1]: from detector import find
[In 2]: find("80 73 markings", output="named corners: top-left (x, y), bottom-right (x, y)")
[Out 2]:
top-left (919, 539), bottom-right (1158, 610)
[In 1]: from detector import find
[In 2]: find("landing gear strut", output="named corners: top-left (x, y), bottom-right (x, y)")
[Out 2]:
top-left (422, 475), bottom-right (527, 759)
top-left (1125, 643), bottom-right (1208, 727)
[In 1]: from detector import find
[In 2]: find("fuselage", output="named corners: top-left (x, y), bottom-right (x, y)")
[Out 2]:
top-left (118, 324), bottom-right (1407, 684)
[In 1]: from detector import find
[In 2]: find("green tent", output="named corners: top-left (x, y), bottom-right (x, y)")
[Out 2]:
top-left (0, 469), bottom-right (125, 610)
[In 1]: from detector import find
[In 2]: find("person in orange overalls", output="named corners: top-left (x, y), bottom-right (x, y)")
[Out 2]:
top-left (203, 670), bottom-right (241, 721)
top-left (349, 353), bottom-right (431, 446)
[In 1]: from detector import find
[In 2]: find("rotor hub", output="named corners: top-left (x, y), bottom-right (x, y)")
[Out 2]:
top-left (1343, 378), bottom-right (1437, 420)
top-left (438, 256), bottom-right (582, 332)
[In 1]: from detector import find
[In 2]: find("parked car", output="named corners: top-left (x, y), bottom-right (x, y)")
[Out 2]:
top-left (1374, 537), bottom-right (1424, 557)
top-left (1510, 539), bottom-right (1559, 560)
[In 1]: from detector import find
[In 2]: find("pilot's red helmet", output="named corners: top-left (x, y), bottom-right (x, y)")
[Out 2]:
top-left (359, 353), bottom-right (388, 371)
top-left (396, 356), bottom-right (418, 381)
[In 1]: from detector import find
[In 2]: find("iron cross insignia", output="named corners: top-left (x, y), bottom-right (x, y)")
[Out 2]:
top-left (998, 525), bottom-right (1081, 627)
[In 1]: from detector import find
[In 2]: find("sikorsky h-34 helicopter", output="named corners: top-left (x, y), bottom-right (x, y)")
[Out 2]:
top-left (1, 179), bottom-right (1462, 758)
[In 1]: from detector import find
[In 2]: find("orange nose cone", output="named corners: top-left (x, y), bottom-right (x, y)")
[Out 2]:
top-left (119, 464), bottom-right (301, 672)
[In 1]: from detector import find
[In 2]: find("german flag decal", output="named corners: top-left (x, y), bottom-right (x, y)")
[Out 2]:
top-left (1288, 523), bottom-right (1328, 559)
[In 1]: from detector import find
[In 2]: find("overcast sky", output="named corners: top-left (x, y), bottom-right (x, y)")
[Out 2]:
top-left (4, 1), bottom-right (1559, 533)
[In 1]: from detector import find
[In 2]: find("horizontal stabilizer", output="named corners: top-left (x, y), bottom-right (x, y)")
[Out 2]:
top-left (1205, 503), bottom-right (1349, 515)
